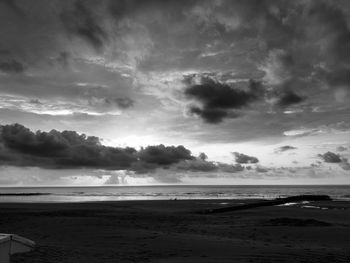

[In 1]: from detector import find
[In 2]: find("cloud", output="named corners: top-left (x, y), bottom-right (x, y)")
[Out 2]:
top-left (174, 157), bottom-right (245, 173)
top-left (277, 91), bottom-right (304, 107)
top-left (0, 59), bottom-right (25, 73)
top-left (283, 121), bottom-right (350, 137)
top-left (86, 94), bottom-right (135, 113)
top-left (232, 152), bottom-right (259, 164)
top-left (60, 0), bottom-right (108, 51)
top-left (198, 152), bottom-right (208, 161)
top-left (318, 151), bottom-right (350, 171)
top-left (188, 107), bottom-right (229, 124)
top-left (336, 146), bottom-right (348, 152)
top-left (256, 166), bottom-right (269, 173)
top-left (105, 97), bottom-right (134, 109)
top-left (184, 76), bottom-right (262, 123)
top-left (0, 94), bottom-right (131, 116)
top-left (0, 123), bottom-right (136, 169)
top-left (217, 162), bottom-right (244, 173)
top-left (0, 123), bottom-right (254, 179)
top-left (52, 51), bottom-right (71, 69)
top-left (261, 49), bottom-right (296, 87)
top-left (175, 158), bottom-right (217, 172)
top-left (0, 0), bottom-right (350, 175)
top-left (274, 145), bottom-right (297, 153)
top-left (0, 123), bottom-right (196, 170)
top-left (306, 1), bottom-right (350, 88)
top-left (0, 0), bottom-right (24, 16)
top-left (340, 160), bottom-right (350, 170)
top-left (255, 0), bottom-right (350, 111)
top-left (318, 151), bottom-right (342, 163)
top-left (259, 50), bottom-right (306, 109)
top-left (137, 144), bottom-right (193, 165)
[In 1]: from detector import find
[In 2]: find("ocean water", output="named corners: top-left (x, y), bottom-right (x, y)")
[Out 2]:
top-left (0, 185), bottom-right (349, 203)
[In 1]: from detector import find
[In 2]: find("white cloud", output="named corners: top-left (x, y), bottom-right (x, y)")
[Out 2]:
top-left (0, 94), bottom-right (123, 116)
top-left (283, 122), bottom-right (350, 137)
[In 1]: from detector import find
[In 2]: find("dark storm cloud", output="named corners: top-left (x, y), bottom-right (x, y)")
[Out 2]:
top-left (138, 145), bottom-right (193, 165)
top-left (175, 158), bottom-right (217, 172)
top-left (185, 77), bottom-right (261, 123)
top-left (232, 152), bottom-right (259, 164)
top-left (60, 0), bottom-right (108, 51)
top-left (0, 123), bottom-right (251, 176)
top-left (277, 91), bottom-right (304, 107)
top-left (185, 77), bottom-right (259, 109)
top-left (174, 158), bottom-right (245, 173)
top-left (188, 107), bottom-right (228, 124)
top-left (0, 123), bottom-right (195, 170)
top-left (0, 123), bottom-right (136, 169)
top-left (318, 151), bottom-right (342, 163)
top-left (274, 145), bottom-right (297, 153)
top-left (0, 59), bottom-right (25, 73)
top-left (172, 152), bottom-right (246, 173)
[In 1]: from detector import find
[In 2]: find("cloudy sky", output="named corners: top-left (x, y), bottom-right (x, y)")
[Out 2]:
top-left (0, 0), bottom-right (349, 185)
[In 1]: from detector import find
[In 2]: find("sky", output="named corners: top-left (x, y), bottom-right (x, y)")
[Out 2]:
top-left (0, 0), bottom-right (349, 186)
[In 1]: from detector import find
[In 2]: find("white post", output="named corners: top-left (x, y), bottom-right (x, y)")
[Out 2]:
top-left (0, 235), bottom-right (11, 263)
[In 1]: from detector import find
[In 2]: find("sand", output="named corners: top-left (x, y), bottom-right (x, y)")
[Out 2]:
top-left (1, 199), bottom-right (350, 263)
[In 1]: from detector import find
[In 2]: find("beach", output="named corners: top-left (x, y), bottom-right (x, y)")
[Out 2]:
top-left (1, 199), bottom-right (350, 263)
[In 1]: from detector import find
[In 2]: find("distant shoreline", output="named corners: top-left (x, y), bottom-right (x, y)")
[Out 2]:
top-left (1, 184), bottom-right (350, 202)
top-left (1, 184), bottom-right (350, 188)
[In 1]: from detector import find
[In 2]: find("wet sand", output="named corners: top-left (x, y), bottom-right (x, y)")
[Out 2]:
top-left (1, 199), bottom-right (350, 263)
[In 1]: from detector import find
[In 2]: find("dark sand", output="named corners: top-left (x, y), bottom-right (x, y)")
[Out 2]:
top-left (1, 199), bottom-right (350, 262)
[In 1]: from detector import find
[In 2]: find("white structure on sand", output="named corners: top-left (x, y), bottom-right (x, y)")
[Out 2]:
top-left (0, 234), bottom-right (35, 263)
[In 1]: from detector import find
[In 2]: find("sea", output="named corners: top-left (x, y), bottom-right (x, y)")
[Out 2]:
top-left (0, 185), bottom-right (349, 203)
